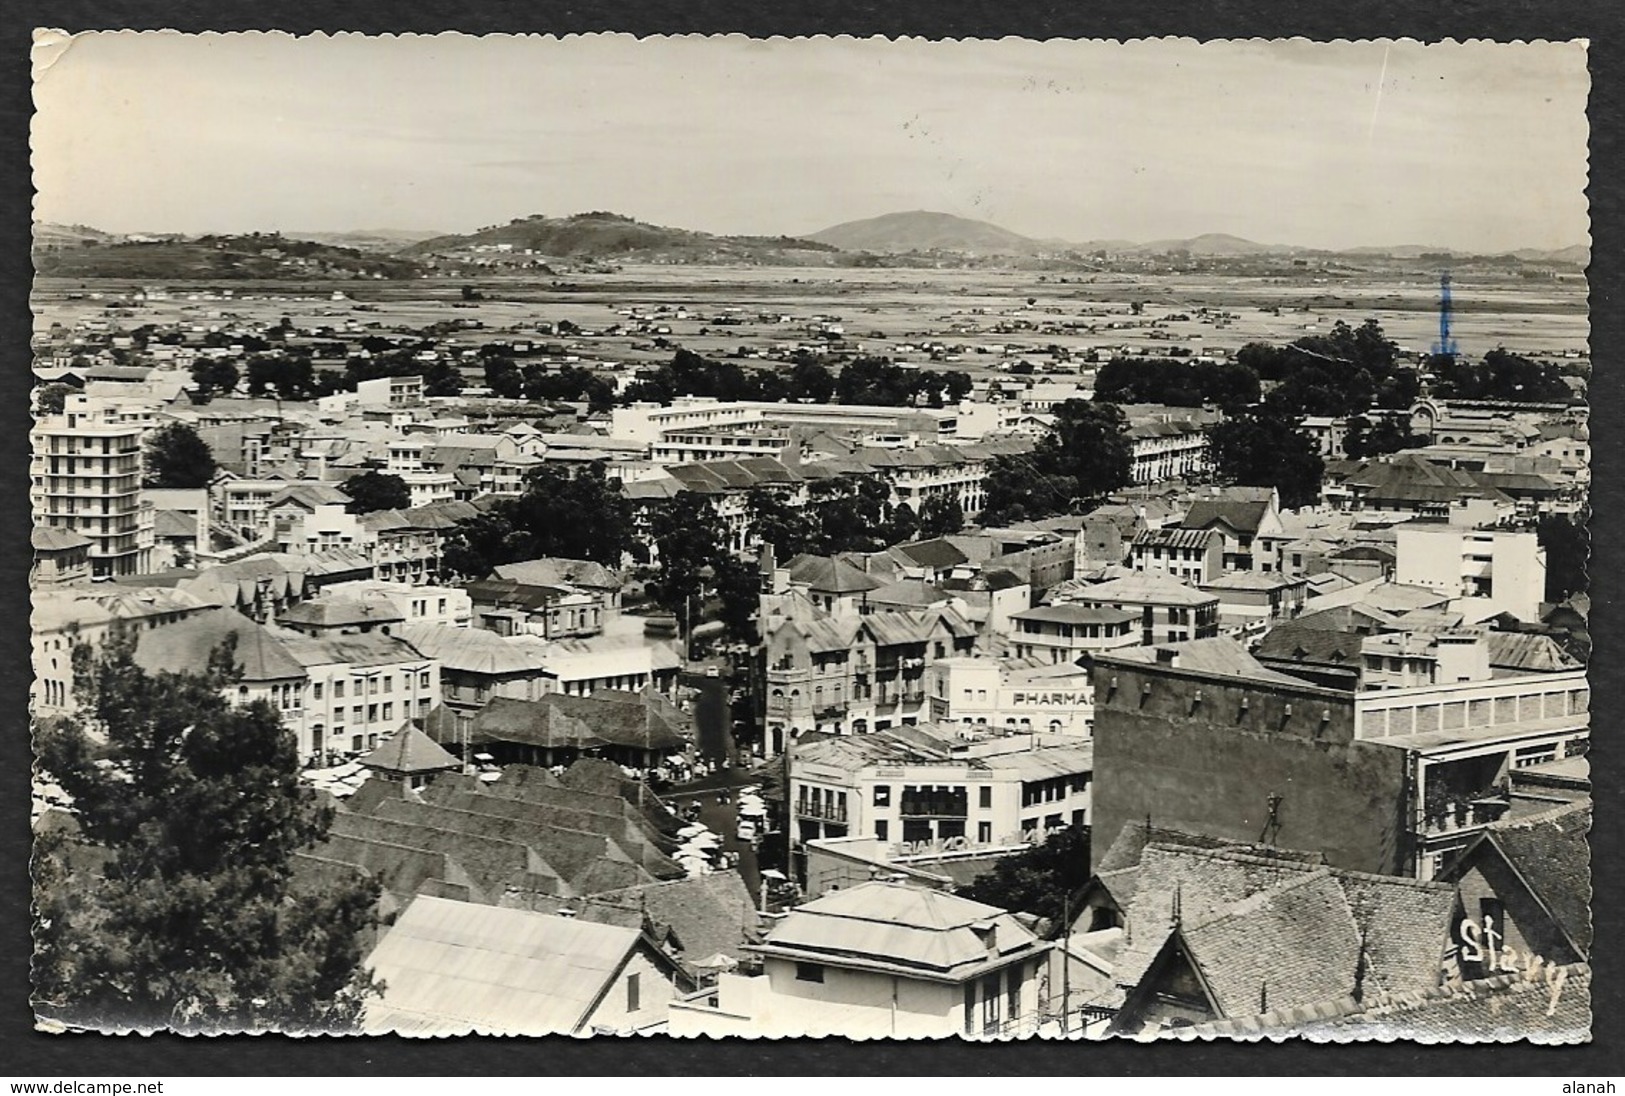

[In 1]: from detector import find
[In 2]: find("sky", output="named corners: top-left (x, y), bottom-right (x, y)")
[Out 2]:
top-left (31, 33), bottom-right (1591, 252)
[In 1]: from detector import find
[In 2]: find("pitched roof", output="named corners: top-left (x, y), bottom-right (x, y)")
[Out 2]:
top-left (493, 557), bottom-right (623, 591)
top-left (469, 692), bottom-right (687, 753)
top-left (577, 872), bottom-right (758, 975)
top-left (1115, 842), bottom-right (1458, 1024)
top-left (279, 595), bottom-right (405, 629)
top-left (132, 606), bottom-right (305, 682)
top-left (1468, 803), bottom-right (1591, 954)
top-left (756, 881), bottom-right (1044, 980)
top-left (31, 525), bottom-right (92, 551)
top-left (892, 538), bottom-right (970, 570)
top-left (785, 553), bottom-right (884, 595)
top-left (360, 726), bottom-right (462, 775)
top-left (1181, 496), bottom-right (1273, 536)
top-left (1172, 963), bottom-right (1591, 1043)
top-left (1052, 573), bottom-right (1218, 608)
top-left (362, 896), bottom-right (658, 1036)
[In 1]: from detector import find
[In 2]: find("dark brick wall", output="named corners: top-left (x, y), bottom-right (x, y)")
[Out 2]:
top-left (1090, 659), bottom-right (1412, 876)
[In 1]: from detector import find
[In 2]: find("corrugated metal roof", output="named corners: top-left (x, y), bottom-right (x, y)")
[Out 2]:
top-left (362, 896), bottom-right (645, 1036)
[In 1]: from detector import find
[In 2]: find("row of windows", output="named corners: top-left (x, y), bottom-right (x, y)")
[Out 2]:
top-left (311, 669), bottom-right (433, 701)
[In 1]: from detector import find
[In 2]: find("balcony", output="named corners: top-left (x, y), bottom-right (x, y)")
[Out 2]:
top-left (814, 704), bottom-right (847, 722)
top-left (797, 800), bottom-right (848, 824)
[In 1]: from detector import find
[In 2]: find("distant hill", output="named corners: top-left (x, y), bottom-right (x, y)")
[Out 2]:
top-left (33, 222), bottom-right (120, 248)
top-left (33, 231), bottom-right (428, 280)
top-left (1113, 233), bottom-right (1296, 257)
top-left (404, 211), bottom-right (841, 264)
top-left (807, 210), bottom-right (1047, 255)
top-left (283, 228), bottom-right (448, 252)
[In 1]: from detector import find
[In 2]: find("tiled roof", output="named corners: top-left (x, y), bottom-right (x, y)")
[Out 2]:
top-left (493, 557), bottom-right (623, 591)
top-left (1479, 802), bottom-right (1591, 953)
top-left (359, 725), bottom-right (461, 775)
top-left (31, 525), bottom-right (92, 551)
top-left (1181, 497), bottom-right (1273, 536)
top-left (469, 692), bottom-right (687, 753)
top-left (1051, 573), bottom-right (1218, 608)
top-left (132, 606), bottom-right (306, 682)
top-left (893, 538), bottom-right (971, 570)
top-left (785, 553), bottom-right (884, 595)
top-left (279, 595), bottom-right (405, 629)
top-left (578, 872), bottom-right (758, 975)
top-left (1113, 841), bottom-right (1459, 1026)
top-left (1173, 963), bottom-right (1591, 1044)
top-left (1485, 631), bottom-right (1584, 673)
top-left (393, 622), bottom-right (552, 675)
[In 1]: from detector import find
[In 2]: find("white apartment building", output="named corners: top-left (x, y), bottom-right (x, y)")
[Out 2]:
top-left (927, 656), bottom-right (1098, 737)
top-left (1394, 525), bottom-right (1547, 622)
top-left (31, 405), bottom-right (155, 577)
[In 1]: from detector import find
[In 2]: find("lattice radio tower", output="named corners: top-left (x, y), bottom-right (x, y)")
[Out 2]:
top-left (1431, 270), bottom-right (1459, 360)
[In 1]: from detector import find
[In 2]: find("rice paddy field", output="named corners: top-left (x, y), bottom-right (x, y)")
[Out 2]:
top-left (33, 262), bottom-right (1589, 382)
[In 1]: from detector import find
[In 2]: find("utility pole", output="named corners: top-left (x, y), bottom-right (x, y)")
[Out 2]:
top-left (1061, 891), bottom-right (1072, 1036)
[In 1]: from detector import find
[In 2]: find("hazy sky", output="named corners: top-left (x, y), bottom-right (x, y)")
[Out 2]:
top-left (32, 33), bottom-right (1590, 251)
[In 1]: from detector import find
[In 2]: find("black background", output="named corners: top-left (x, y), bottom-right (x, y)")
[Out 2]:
top-left (1, 0), bottom-right (1618, 1076)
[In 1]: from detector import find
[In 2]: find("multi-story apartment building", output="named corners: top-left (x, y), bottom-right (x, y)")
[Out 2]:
top-left (787, 723), bottom-right (1094, 849)
top-left (1129, 526), bottom-right (1223, 586)
top-left (761, 604), bottom-right (978, 753)
top-left (30, 405), bottom-right (154, 577)
top-left (1007, 604), bottom-right (1141, 664)
top-left (1394, 525), bottom-right (1547, 623)
top-left (1048, 573), bottom-right (1220, 647)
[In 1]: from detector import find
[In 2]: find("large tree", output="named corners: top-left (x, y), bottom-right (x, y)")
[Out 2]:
top-left (647, 491), bottom-right (726, 618)
top-left (979, 456), bottom-right (1078, 527)
top-left (440, 462), bottom-right (633, 577)
top-left (958, 825), bottom-right (1093, 924)
top-left (33, 635), bottom-right (379, 1032)
top-left (1538, 509), bottom-right (1590, 605)
top-left (1037, 400), bottom-right (1133, 502)
top-left (189, 358), bottom-right (240, 399)
top-left (341, 470), bottom-right (410, 514)
top-left (1209, 406), bottom-right (1325, 509)
top-left (143, 422), bottom-right (218, 488)
top-left (917, 493), bottom-right (966, 539)
top-left (1431, 348), bottom-right (1575, 403)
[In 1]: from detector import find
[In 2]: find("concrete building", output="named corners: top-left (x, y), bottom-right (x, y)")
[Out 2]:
top-left (668, 883), bottom-right (1050, 1039)
top-left (1007, 604), bottom-right (1141, 664)
top-left (1049, 573), bottom-right (1220, 647)
top-left (928, 656), bottom-right (1098, 737)
top-left (1395, 525), bottom-right (1547, 623)
top-left (30, 406), bottom-right (154, 577)
top-left (1089, 635), bottom-right (1590, 880)
top-left (1130, 526), bottom-right (1223, 586)
top-left (788, 723), bottom-right (1093, 850)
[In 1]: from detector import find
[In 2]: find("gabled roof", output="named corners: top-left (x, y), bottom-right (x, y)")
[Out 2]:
top-left (1052, 573), bottom-right (1217, 608)
top-left (577, 872), bottom-right (758, 975)
top-left (280, 595), bottom-right (405, 629)
top-left (359, 725), bottom-right (461, 775)
top-left (1113, 842), bottom-right (1459, 1025)
top-left (785, 553), bottom-right (884, 595)
top-left (1442, 802), bottom-right (1591, 955)
top-left (362, 896), bottom-right (665, 1036)
top-left (493, 557), bottom-right (623, 591)
top-left (32, 525), bottom-right (92, 551)
top-left (469, 693), bottom-right (687, 753)
top-left (132, 606), bottom-right (305, 682)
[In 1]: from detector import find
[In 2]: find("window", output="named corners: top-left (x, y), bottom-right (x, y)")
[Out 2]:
top-left (382, 702), bottom-right (394, 722)
top-left (626, 972), bottom-right (641, 1013)
top-left (313, 682), bottom-right (324, 701)
top-left (965, 983), bottom-right (976, 1036)
top-left (352, 705), bottom-right (363, 723)
top-left (1007, 965), bottom-right (1021, 1021)
top-left (873, 785), bottom-right (891, 807)
top-left (367, 704), bottom-right (379, 722)
top-left (795, 962), bottom-right (825, 984)
top-left (981, 974), bottom-right (1002, 1035)
top-left (420, 671), bottom-right (431, 689)
top-left (334, 680), bottom-right (345, 699)
top-left (383, 676), bottom-right (393, 694)
top-left (978, 786), bottom-right (992, 809)
top-left (978, 821), bottom-right (992, 843)
top-left (875, 820), bottom-right (888, 842)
